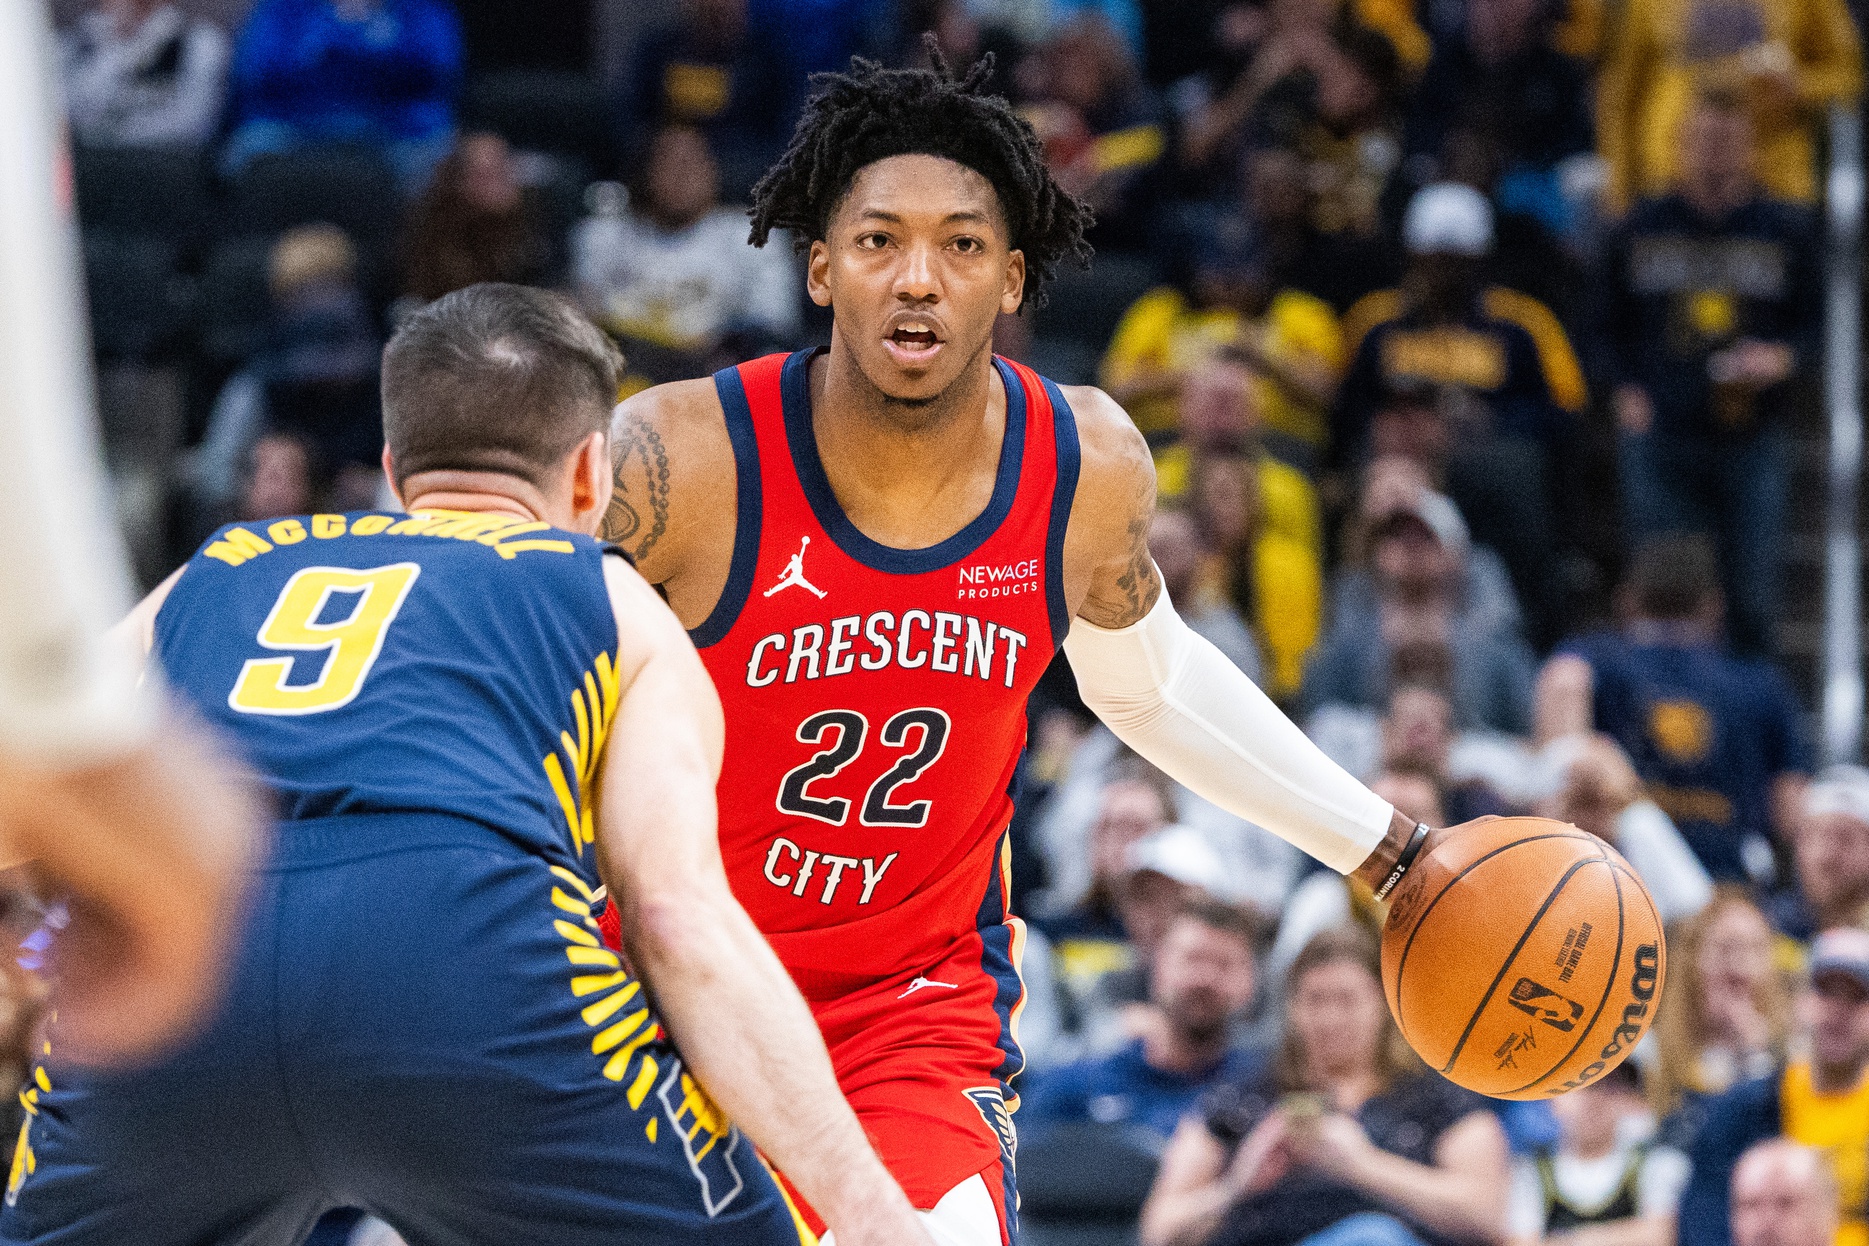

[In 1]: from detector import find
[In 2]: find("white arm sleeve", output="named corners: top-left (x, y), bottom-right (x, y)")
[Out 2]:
top-left (0, 0), bottom-right (153, 762)
top-left (1064, 589), bottom-right (1394, 874)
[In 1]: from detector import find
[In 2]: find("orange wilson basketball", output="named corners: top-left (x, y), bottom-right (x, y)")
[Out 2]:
top-left (1381, 817), bottom-right (1667, 1100)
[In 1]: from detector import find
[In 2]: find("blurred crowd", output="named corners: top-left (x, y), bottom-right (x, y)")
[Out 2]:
top-left (44, 0), bottom-right (1869, 1242)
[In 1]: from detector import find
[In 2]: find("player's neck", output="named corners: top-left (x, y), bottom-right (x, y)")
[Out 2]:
top-left (400, 471), bottom-right (553, 526)
top-left (817, 338), bottom-right (999, 449)
top-left (809, 343), bottom-right (1004, 539)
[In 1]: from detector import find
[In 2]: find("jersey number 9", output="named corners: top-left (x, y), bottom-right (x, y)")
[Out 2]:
top-left (229, 564), bottom-right (422, 716)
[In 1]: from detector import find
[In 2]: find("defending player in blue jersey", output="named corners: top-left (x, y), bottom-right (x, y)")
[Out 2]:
top-left (0, 285), bottom-right (933, 1246)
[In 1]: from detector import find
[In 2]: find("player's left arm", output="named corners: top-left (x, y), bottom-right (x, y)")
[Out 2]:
top-left (1057, 385), bottom-right (1424, 891)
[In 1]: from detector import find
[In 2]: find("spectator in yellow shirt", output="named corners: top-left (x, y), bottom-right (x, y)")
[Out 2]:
top-left (1677, 928), bottom-right (1869, 1246)
top-left (1187, 438), bottom-right (1325, 703)
top-left (1101, 232), bottom-right (1346, 468)
top-left (1596, 0), bottom-right (1862, 209)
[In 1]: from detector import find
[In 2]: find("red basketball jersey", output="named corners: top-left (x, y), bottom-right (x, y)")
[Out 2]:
top-left (696, 350), bottom-right (1080, 999)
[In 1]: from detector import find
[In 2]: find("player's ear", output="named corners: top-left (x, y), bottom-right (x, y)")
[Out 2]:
top-left (1001, 249), bottom-right (1026, 316)
top-left (806, 239), bottom-right (833, 308)
top-left (568, 430), bottom-right (611, 531)
top-left (381, 446), bottom-right (404, 509)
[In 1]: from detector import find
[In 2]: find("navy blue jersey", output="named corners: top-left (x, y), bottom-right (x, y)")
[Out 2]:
top-left (154, 510), bottom-right (620, 875)
top-left (1559, 631), bottom-right (1813, 881)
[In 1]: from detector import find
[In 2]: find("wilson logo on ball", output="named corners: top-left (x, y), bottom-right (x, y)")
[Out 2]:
top-left (1553, 942), bottom-right (1661, 1092)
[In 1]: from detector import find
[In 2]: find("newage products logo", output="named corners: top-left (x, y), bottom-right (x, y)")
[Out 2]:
top-left (958, 559), bottom-right (1040, 600)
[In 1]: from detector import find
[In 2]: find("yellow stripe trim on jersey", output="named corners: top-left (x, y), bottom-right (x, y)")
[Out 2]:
top-left (602, 1026), bottom-right (661, 1082)
top-left (760, 1154), bottom-right (822, 1246)
top-left (572, 970), bottom-right (631, 996)
top-left (567, 945), bottom-right (623, 968)
top-left (593, 1008), bottom-right (651, 1054)
top-left (582, 981), bottom-right (642, 1027)
top-left (551, 886), bottom-right (591, 918)
top-left (555, 919), bottom-right (600, 948)
top-left (550, 865), bottom-right (595, 900)
top-left (1482, 287), bottom-right (1588, 412)
top-left (627, 1058), bottom-right (662, 1111)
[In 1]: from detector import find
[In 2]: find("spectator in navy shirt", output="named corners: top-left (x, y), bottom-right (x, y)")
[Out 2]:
top-left (1536, 535), bottom-right (1811, 883)
top-left (222, 0), bottom-right (463, 185)
top-left (1025, 900), bottom-right (1267, 1141)
top-left (1595, 89), bottom-right (1822, 656)
top-left (620, 0), bottom-right (796, 201)
top-left (1403, 0), bottom-right (1595, 221)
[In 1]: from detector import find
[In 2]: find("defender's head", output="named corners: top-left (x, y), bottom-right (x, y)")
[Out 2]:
top-left (381, 284), bottom-right (622, 534)
top-left (749, 42), bottom-right (1093, 409)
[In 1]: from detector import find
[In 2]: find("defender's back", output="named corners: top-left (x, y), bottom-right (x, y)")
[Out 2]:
top-left (155, 509), bottom-right (621, 875)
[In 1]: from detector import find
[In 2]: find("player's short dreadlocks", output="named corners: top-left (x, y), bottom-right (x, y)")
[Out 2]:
top-left (748, 39), bottom-right (1094, 310)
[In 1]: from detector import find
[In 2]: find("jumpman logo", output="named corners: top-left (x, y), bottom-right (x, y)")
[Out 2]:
top-left (897, 976), bottom-right (960, 1000)
top-left (764, 536), bottom-right (827, 599)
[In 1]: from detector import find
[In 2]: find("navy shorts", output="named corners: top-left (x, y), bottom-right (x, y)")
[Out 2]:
top-left (0, 814), bottom-right (810, 1246)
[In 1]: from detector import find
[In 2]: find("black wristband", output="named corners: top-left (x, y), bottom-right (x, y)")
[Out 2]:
top-left (1371, 822), bottom-right (1431, 903)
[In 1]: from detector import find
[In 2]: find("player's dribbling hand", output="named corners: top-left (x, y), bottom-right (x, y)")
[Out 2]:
top-left (0, 719), bottom-right (262, 1069)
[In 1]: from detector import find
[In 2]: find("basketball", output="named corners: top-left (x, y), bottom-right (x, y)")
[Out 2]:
top-left (1381, 817), bottom-right (1667, 1100)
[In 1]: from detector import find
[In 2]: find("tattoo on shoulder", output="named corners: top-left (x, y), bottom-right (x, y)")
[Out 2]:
top-left (605, 419), bottom-right (671, 561)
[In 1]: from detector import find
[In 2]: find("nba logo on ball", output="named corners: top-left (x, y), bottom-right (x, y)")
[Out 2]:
top-left (1380, 817), bottom-right (1668, 1100)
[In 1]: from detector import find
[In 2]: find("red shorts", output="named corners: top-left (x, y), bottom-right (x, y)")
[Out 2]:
top-left (598, 904), bottom-right (1028, 1243)
top-left (780, 921), bottom-right (1028, 1244)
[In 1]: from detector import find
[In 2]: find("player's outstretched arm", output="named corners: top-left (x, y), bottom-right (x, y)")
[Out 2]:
top-left (1056, 386), bottom-right (1425, 892)
top-left (594, 556), bottom-right (934, 1246)
top-left (0, 0), bottom-right (260, 1068)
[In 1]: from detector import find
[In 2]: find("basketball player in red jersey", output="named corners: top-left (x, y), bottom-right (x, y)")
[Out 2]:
top-left (606, 49), bottom-right (1446, 1246)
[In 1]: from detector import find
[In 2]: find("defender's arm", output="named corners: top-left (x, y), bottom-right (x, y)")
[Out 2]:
top-left (1058, 386), bottom-right (1421, 887)
top-left (594, 555), bottom-right (932, 1246)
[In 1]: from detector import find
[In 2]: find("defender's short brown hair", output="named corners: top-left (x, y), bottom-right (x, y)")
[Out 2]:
top-left (382, 283), bottom-right (623, 490)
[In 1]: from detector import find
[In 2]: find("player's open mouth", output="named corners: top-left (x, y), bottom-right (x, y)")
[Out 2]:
top-left (883, 319), bottom-right (945, 364)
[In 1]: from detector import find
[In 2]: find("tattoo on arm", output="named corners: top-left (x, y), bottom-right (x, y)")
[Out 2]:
top-left (1080, 448), bottom-right (1162, 629)
top-left (1111, 512), bottom-right (1157, 621)
top-left (605, 419), bottom-right (670, 562)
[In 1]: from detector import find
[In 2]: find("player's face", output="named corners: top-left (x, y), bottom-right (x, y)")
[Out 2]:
top-left (809, 154), bottom-right (1026, 408)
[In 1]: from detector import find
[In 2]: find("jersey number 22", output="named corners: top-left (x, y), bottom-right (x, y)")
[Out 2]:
top-left (777, 708), bottom-right (951, 827)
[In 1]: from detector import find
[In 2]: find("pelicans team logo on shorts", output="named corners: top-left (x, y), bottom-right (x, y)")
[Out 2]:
top-left (964, 1085), bottom-right (1017, 1166)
